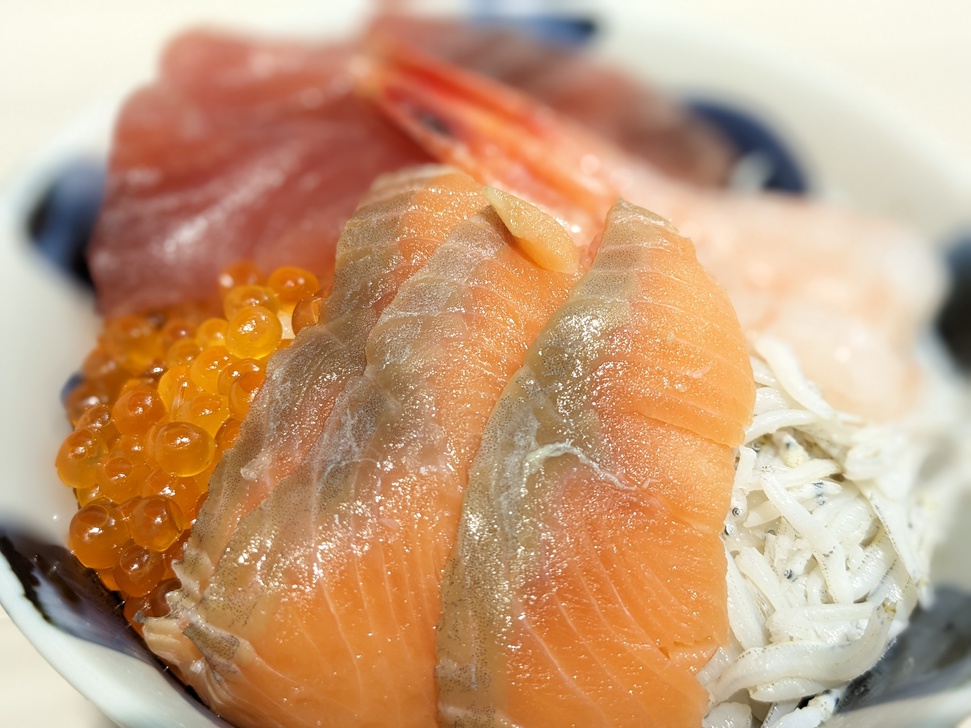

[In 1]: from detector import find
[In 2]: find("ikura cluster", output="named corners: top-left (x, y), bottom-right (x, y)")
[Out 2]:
top-left (55, 262), bottom-right (324, 630)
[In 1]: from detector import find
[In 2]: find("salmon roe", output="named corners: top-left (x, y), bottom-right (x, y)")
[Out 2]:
top-left (55, 261), bottom-right (321, 627)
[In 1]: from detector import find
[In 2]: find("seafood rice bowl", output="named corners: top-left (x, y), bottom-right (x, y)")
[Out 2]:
top-left (2, 9), bottom-right (971, 728)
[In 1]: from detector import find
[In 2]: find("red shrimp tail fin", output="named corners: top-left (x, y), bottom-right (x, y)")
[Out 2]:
top-left (355, 37), bottom-right (622, 249)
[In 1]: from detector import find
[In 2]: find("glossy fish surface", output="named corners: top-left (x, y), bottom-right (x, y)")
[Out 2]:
top-left (89, 30), bottom-right (430, 316)
top-left (144, 168), bottom-right (578, 728)
top-left (436, 200), bottom-right (754, 727)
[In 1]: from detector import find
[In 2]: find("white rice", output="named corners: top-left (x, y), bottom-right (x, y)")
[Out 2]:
top-left (701, 336), bottom-right (970, 728)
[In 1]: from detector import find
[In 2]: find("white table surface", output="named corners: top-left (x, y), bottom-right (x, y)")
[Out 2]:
top-left (1, 1), bottom-right (969, 725)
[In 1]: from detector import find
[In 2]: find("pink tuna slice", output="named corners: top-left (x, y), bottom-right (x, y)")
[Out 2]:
top-left (89, 29), bottom-right (431, 316)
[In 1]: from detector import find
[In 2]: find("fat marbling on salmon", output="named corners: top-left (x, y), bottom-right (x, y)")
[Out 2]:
top-left (144, 167), bottom-right (579, 728)
top-left (437, 200), bottom-right (755, 727)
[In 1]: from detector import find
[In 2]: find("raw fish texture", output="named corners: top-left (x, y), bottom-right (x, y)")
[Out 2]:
top-left (437, 200), bottom-right (754, 727)
top-left (89, 31), bottom-right (429, 315)
top-left (144, 168), bottom-right (578, 728)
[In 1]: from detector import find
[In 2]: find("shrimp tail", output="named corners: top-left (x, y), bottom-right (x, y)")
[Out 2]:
top-left (354, 37), bottom-right (625, 249)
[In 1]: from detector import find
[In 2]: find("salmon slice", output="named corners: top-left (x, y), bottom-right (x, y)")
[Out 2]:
top-left (436, 200), bottom-right (755, 727)
top-left (90, 30), bottom-right (430, 316)
top-left (163, 166), bottom-right (488, 609)
top-left (359, 43), bottom-right (944, 420)
top-left (145, 179), bottom-right (578, 728)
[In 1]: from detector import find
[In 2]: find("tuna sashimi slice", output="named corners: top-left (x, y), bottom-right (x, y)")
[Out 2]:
top-left (89, 30), bottom-right (430, 316)
top-left (436, 200), bottom-right (755, 727)
top-left (145, 172), bottom-right (578, 728)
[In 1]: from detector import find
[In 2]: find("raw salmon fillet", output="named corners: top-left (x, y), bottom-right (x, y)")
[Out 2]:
top-left (436, 200), bottom-right (755, 727)
top-left (166, 165), bottom-right (489, 614)
top-left (144, 170), bottom-right (578, 728)
top-left (89, 30), bottom-right (430, 316)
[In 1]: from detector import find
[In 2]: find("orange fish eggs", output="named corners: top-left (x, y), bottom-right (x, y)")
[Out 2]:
top-left (69, 502), bottom-right (131, 570)
top-left (96, 455), bottom-right (147, 502)
top-left (226, 305), bottom-right (283, 359)
top-left (196, 318), bottom-right (228, 347)
top-left (56, 260), bottom-right (321, 623)
top-left (182, 392), bottom-right (231, 437)
top-left (217, 357), bottom-right (263, 396)
top-left (64, 380), bottom-right (110, 426)
top-left (157, 364), bottom-right (198, 410)
top-left (103, 315), bottom-right (163, 373)
top-left (112, 385), bottom-right (166, 436)
top-left (114, 543), bottom-right (166, 597)
top-left (160, 318), bottom-right (196, 348)
top-left (127, 496), bottom-right (186, 552)
top-left (268, 266), bottom-right (320, 306)
top-left (190, 346), bottom-right (233, 391)
top-left (147, 471), bottom-right (207, 522)
top-left (75, 403), bottom-right (119, 441)
top-left (165, 338), bottom-right (203, 369)
top-left (223, 284), bottom-right (280, 320)
top-left (56, 428), bottom-right (107, 489)
top-left (154, 422), bottom-right (216, 477)
top-left (215, 418), bottom-right (242, 452)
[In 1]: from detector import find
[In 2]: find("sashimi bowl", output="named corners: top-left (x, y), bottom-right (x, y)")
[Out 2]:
top-left (3, 7), bottom-right (971, 728)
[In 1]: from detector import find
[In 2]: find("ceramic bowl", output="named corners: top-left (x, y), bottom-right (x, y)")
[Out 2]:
top-left (1, 7), bottom-right (970, 727)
